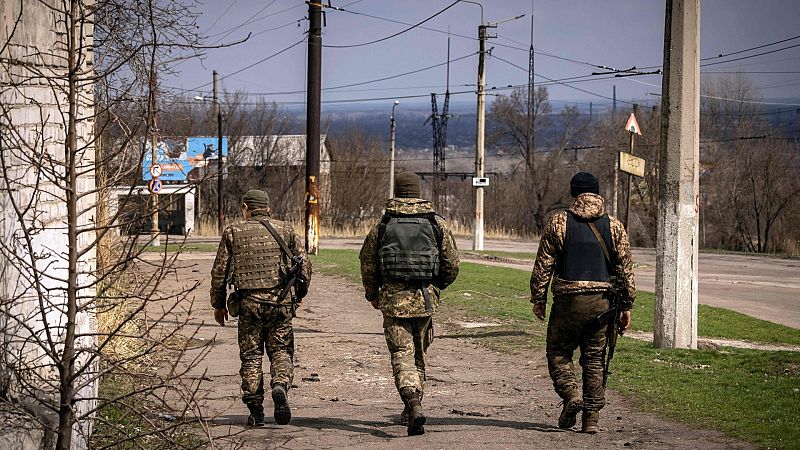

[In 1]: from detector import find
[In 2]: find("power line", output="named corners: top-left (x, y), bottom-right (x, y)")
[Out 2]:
top-left (329, 4), bottom-right (609, 70)
top-left (206, 1), bottom-right (302, 39)
top-left (701, 42), bottom-right (800, 68)
top-left (322, 0), bottom-right (463, 49)
top-left (491, 53), bottom-right (638, 105)
top-left (174, 39), bottom-right (307, 94)
top-left (701, 34), bottom-right (800, 62)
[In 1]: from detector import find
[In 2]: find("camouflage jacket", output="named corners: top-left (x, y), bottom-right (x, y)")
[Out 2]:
top-left (359, 198), bottom-right (460, 318)
top-left (210, 211), bottom-right (312, 309)
top-left (529, 193), bottom-right (636, 310)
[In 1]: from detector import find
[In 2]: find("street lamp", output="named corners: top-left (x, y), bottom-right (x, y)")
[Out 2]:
top-left (389, 100), bottom-right (399, 198)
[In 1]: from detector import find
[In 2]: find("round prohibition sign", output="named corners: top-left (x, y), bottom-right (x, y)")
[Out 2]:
top-left (149, 164), bottom-right (162, 178)
top-left (149, 178), bottom-right (163, 194)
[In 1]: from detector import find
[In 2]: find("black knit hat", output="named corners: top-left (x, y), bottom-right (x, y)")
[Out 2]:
top-left (394, 172), bottom-right (422, 198)
top-left (242, 189), bottom-right (270, 208)
top-left (570, 172), bottom-right (600, 197)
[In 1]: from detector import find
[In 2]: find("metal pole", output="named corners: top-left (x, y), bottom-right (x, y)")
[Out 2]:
top-left (612, 146), bottom-right (619, 217)
top-left (214, 70), bottom-right (224, 234)
top-left (389, 101), bottom-right (398, 199)
top-left (149, 71), bottom-right (160, 247)
top-left (305, 1), bottom-right (322, 255)
top-left (473, 23), bottom-right (492, 251)
top-left (624, 131), bottom-right (634, 229)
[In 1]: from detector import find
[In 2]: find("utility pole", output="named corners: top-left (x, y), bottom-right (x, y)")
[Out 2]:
top-left (473, 21), bottom-right (495, 251)
top-left (149, 71), bottom-right (160, 247)
top-left (213, 70), bottom-right (224, 234)
top-left (305, 1), bottom-right (322, 255)
top-left (655, 0), bottom-right (700, 349)
top-left (389, 100), bottom-right (399, 198)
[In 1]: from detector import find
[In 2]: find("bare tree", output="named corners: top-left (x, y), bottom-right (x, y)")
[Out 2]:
top-left (701, 74), bottom-right (799, 253)
top-left (0, 1), bottom-right (236, 448)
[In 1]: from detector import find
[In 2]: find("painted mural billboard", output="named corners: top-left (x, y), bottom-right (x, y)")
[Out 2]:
top-left (142, 137), bottom-right (228, 182)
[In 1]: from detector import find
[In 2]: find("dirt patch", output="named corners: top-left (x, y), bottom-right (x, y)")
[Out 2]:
top-left (625, 331), bottom-right (800, 352)
top-left (160, 252), bottom-right (754, 449)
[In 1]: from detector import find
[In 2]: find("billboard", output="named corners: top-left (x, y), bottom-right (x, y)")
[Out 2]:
top-left (143, 137), bottom-right (228, 182)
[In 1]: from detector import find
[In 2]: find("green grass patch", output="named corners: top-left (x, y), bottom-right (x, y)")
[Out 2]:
top-left (612, 339), bottom-right (800, 449)
top-left (314, 248), bottom-right (800, 449)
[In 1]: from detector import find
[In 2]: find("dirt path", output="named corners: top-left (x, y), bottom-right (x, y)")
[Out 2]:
top-left (162, 251), bottom-right (753, 449)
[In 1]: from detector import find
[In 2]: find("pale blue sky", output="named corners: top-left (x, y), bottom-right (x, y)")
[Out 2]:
top-left (165, 0), bottom-right (800, 109)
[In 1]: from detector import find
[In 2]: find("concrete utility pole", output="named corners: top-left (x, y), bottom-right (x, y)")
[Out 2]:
top-left (305, 1), bottom-right (322, 255)
top-left (149, 71), bottom-right (160, 247)
top-left (655, 0), bottom-right (701, 349)
top-left (389, 100), bottom-right (399, 199)
top-left (213, 70), bottom-right (224, 234)
top-left (623, 129), bottom-right (635, 229)
top-left (473, 21), bottom-right (495, 251)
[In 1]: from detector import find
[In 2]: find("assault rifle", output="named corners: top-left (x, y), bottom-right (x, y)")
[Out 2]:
top-left (279, 255), bottom-right (305, 317)
top-left (593, 286), bottom-right (624, 387)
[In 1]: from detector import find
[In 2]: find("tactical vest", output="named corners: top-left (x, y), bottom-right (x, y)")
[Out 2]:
top-left (555, 212), bottom-right (613, 282)
top-left (230, 220), bottom-right (284, 290)
top-left (378, 213), bottom-right (443, 281)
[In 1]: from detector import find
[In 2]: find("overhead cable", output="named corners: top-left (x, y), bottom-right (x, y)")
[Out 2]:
top-left (323, 0), bottom-right (463, 48)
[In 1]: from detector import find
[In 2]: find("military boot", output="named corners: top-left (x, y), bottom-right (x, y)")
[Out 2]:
top-left (558, 397), bottom-right (583, 429)
top-left (400, 396), bottom-right (410, 425)
top-left (400, 388), bottom-right (426, 436)
top-left (246, 404), bottom-right (264, 426)
top-left (271, 384), bottom-right (291, 425)
top-left (581, 410), bottom-right (600, 434)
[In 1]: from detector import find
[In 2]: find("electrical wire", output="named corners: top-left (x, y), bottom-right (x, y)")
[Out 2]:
top-left (174, 39), bottom-right (307, 94)
top-left (491, 54), bottom-right (637, 105)
top-left (329, 4), bottom-right (606, 69)
top-left (323, 0), bottom-right (463, 49)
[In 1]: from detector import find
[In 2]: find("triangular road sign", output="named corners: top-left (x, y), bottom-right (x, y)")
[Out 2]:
top-left (624, 112), bottom-right (641, 135)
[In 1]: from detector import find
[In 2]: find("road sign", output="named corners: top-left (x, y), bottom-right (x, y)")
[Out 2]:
top-left (624, 112), bottom-right (642, 135)
top-left (619, 151), bottom-right (645, 177)
top-left (472, 177), bottom-right (490, 187)
top-left (149, 178), bottom-right (163, 194)
top-left (149, 164), bottom-right (162, 178)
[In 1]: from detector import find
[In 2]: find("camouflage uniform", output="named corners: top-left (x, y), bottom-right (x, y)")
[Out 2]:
top-left (210, 210), bottom-right (311, 410)
top-left (530, 193), bottom-right (635, 413)
top-left (359, 198), bottom-right (460, 395)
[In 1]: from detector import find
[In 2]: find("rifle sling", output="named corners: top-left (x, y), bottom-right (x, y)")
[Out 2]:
top-left (586, 221), bottom-right (612, 268)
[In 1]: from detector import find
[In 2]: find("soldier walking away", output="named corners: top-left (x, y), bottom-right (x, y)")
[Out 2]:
top-left (529, 172), bottom-right (636, 433)
top-left (210, 190), bottom-right (311, 426)
top-left (359, 172), bottom-right (460, 436)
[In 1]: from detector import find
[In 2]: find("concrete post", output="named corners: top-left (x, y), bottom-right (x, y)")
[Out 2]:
top-left (654, 0), bottom-right (700, 349)
top-left (473, 24), bottom-right (488, 251)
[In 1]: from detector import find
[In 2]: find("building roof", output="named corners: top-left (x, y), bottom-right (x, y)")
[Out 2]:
top-left (230, 135), bottom-right (330, 168)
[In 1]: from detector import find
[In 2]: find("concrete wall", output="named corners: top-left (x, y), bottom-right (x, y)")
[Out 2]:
top-left (1, 1), bottom-right (97, 448)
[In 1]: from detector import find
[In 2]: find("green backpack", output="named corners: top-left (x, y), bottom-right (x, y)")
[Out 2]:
top-left (377, 212), bottom-right (443, 281)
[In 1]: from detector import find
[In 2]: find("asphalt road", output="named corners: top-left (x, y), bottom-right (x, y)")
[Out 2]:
top-left (321, 237), bottom-right (800, 329)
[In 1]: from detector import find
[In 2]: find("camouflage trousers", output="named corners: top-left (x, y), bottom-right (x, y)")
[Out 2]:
top-left (383, 315), bottom-right (433, 395)
top-left (238, 299), bottom-right (294, 408)
top-left (546, 292), bottom-right (609, 412)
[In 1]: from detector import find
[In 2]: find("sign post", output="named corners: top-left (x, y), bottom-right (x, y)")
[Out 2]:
top-left (623, 113), bottom-right (642, 229)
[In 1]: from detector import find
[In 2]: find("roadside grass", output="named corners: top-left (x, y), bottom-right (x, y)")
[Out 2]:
top-left (313, 249), bottom-right (800, 449)
top-left (93, 375), bottom-right (205, 449)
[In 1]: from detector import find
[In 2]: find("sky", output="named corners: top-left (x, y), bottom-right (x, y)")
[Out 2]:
top-left (164, 0), bottom-right (800, 111)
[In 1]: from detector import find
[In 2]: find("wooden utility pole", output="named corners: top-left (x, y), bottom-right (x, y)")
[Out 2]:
top-left (655, 0), bottom-right (701, 349)
top-left (149, 71), bottom-right (160, 247)
top-left (213, 70), bottom-right (224, 234)
top-left (305, 1), bottom-right (322, 255)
